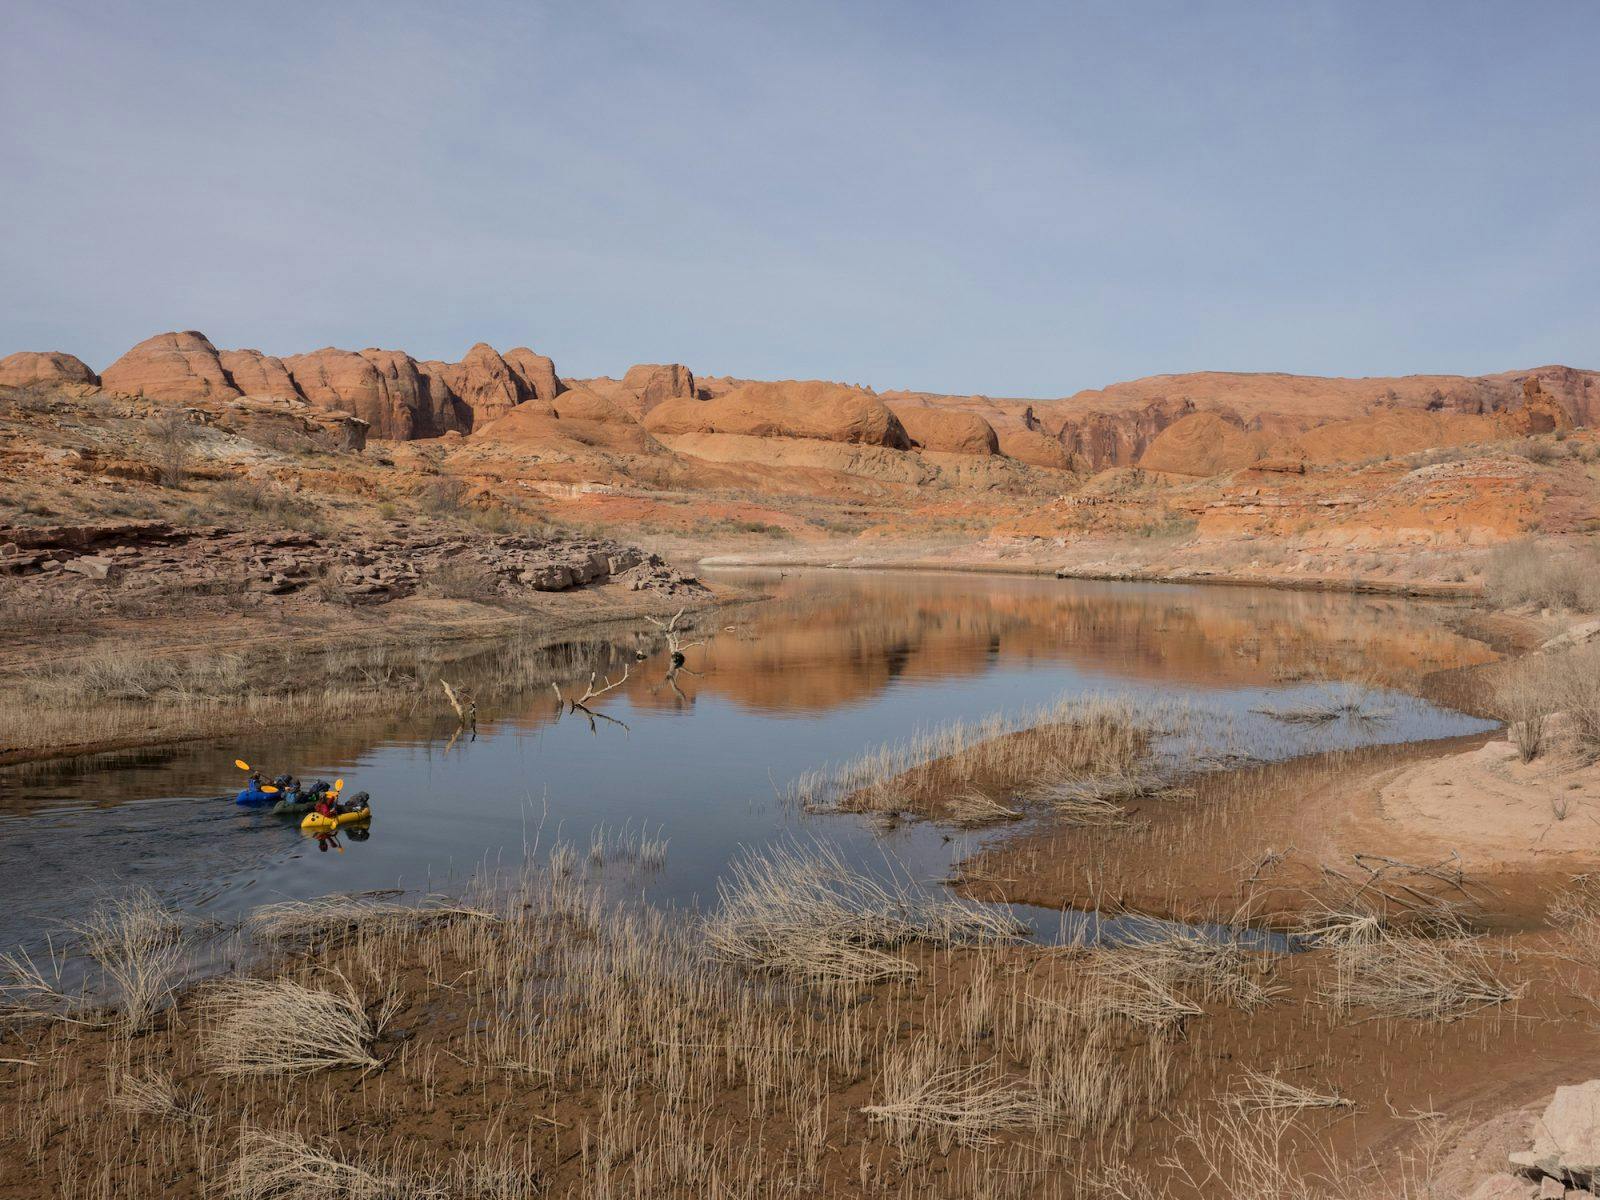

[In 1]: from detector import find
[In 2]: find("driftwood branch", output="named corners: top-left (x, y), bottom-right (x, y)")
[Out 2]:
top-left (440, 679), bottom-right (478, 747)
top-left (553, 666), bottom-right (631, 734)
top-left (645, 607), bottom-right (705, 664)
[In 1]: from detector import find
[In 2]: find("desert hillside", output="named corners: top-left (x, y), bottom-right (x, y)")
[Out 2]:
top-left (3, 331), bottom-right (1598, 597)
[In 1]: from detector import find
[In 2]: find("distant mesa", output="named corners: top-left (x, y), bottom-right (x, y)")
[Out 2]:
top-left (92, 330), bottom-right (568, 442)
top-left (7, 330), bottom-right (1597, 481)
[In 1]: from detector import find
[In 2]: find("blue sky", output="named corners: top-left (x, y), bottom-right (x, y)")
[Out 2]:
top-left (2, 1), bottom-right (1595, 395)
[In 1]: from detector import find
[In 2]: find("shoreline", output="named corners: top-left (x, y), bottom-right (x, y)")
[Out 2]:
top-left (700, 548), bottom-right (1484, 599)
top-left (1, 582), bottom-right (753, 769)
top-left (8, 552), bottom-right (1507, 770)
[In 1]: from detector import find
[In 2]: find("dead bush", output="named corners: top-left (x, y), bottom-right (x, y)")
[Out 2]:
top-left (1494, 661), bottom-right (1553, 762)
top-left (1485, 540), bottom-right (1600, 612)
top-left (149, 410), bottom-right (198, 486)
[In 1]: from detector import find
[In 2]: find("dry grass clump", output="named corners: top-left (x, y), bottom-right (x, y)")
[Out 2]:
top-left (229, 1126), bottom-right (433, 1200)
top-left (1112, 926), bottom-right (1283, 1012)
top-left (586, 822), bottom-right (670, 868)
top-left (1061, 955), bottom-right (1204, 1031)
top-left (199, 974), bottom-right (386, 1076)
top-left (110, 1068), bottom-right (208, 1125)
top-left (1256, 681), bottom-right (1392, 726)
top-left (862, 1041), bottom-right (1053, 1148)
top-left (0, 944), bottom-right (87, 1025)
top-left (791, 696), bottom-right (1154, 823)
top-left (706, 841), bottom-right (1024, 982)
top-left (24, 644), bottom-right (247, 704)
top-left (246, 894), bottom-right (497, 951)
top-left (1485, 539), bottom-right (1600, 612)
top-left (1226, 1067), bottom-right (1355, 1113)
top-left (1321, 932), bottom-right (1522, 1021)
top-left (72, 890), bottom-right (190, 1033)
top-left (1549, 873), bottom-right (1600, 969)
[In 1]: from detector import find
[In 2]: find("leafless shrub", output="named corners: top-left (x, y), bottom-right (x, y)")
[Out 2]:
top-left (1495, 662), bottom-right (1551, 762)
top-left (1512, 437), bottom-right (1561, 465)
top-left (1554, 646), bottom-right (1600, 756)
top-left (1160, 1106), bottom-right (1326, 1200)
top-left (214, 478), bottom-right (322, 529)
top-left (149, 410), bottom-right (198, 486)
top-left (1485, 539), bottom-right (1600, 612)
top-left (419, 477), bottom-right (469, 515)
top-left (200, 973), bottom-right (385, 1075)
top-left (422, 558), bottom-right (504, 602)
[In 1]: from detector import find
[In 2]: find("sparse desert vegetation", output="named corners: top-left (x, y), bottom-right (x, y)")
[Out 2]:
top-left (0, 832), bottom-right (1585, 1200)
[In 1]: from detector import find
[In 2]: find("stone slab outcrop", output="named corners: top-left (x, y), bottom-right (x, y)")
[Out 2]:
top-left (0, 520), bottom-right (700, 604)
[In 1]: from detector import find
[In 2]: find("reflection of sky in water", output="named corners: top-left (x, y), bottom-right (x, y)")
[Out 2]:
top-left (0, 571), bottom-right (1496, 957)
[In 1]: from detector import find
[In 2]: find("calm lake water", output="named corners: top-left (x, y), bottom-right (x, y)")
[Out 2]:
top-left (0, 569), bottom-right (1499, 956)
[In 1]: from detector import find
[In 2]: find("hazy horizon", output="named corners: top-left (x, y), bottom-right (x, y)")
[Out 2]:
top-left (3, 1), bottom-right (1596, 396)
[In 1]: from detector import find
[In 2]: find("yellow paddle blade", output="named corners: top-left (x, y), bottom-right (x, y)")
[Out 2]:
top-left (261, 785), bottom-right (279, 794)
top-left (235, 759), bottom-right (250, 770)
top-left (334, 779), bottom-right (344, 791)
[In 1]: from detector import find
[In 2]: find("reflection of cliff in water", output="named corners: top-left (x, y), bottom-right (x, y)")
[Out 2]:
top-left (0, 637), bottom-right (629, 814)
top-left (619, 571), bottom-right (1496, 716)
top-left (2, 570), bottom-right (1493, 814)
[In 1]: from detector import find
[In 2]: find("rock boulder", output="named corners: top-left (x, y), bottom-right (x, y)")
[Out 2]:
top-left (1512, 1083), bottom-right (1600, 1187)
top-left (889, 405), bottom-right (1000, 456)
top-left (623, 363), bottom-right (697, 413)
top-left (284, 348), bottom-right (418, 439)
top-left (0, 351), bottom-right (99, 389)
top-left (102, 331), bottom-right (241, 402)
top-left (218, 349), bottom-right (301, 399)
top-left (644, 380), bottom-right (910, 448)
top-left (504, 347), bottom-right (562, 403)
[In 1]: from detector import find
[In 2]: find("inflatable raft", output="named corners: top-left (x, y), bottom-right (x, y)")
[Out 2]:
top-left (235, 787), bottom-right (277, 807)
top-left (300, 807), bottom-right (371, 833)
top-left (271, 799), bottom-right (314, 817)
